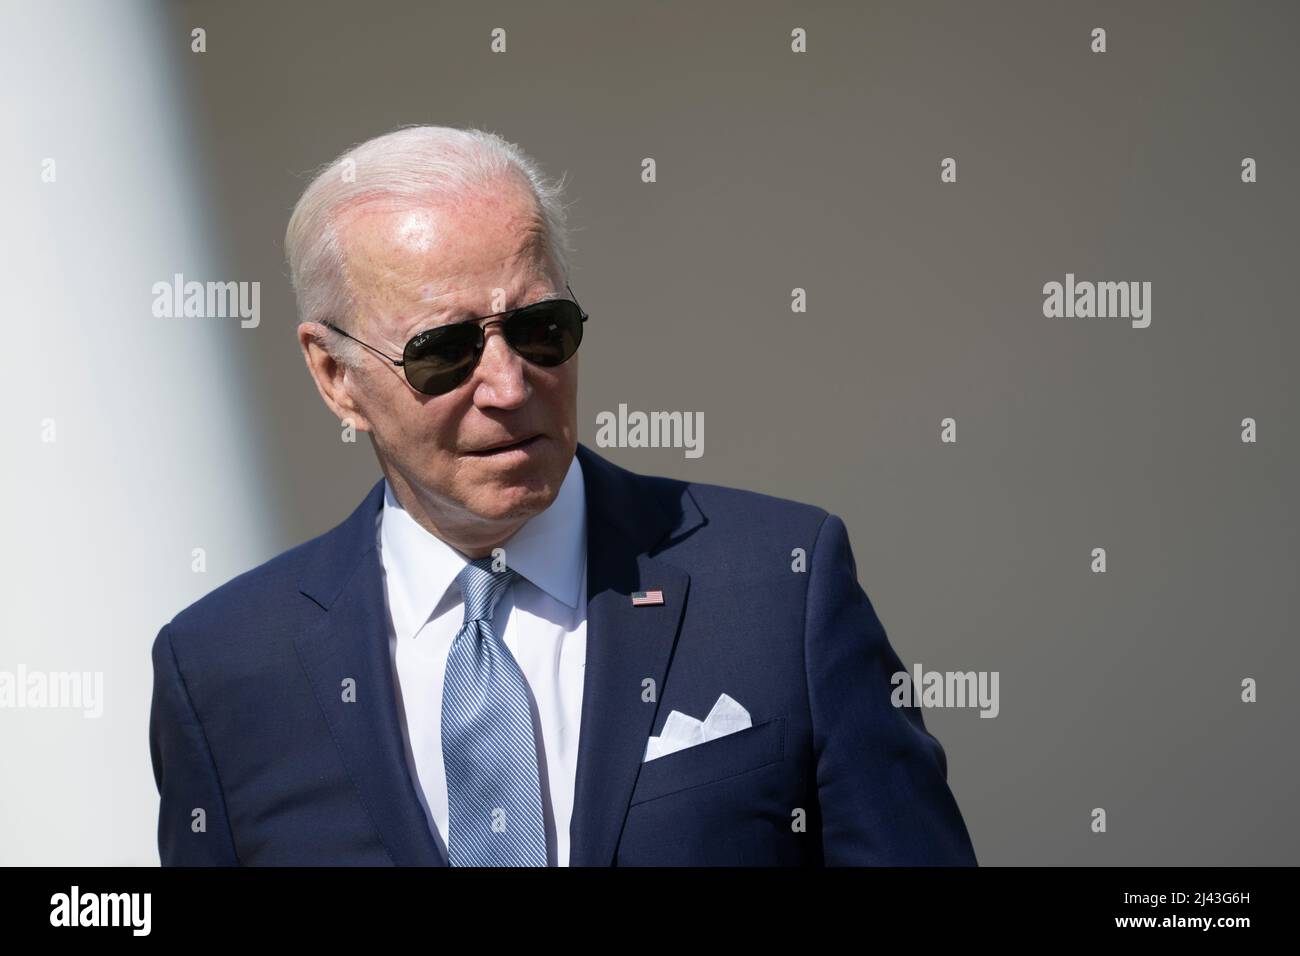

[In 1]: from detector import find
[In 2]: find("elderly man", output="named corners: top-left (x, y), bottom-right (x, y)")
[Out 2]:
top-left (149, 125), bottom-right (977, 867)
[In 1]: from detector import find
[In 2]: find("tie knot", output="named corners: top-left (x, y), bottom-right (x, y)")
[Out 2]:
top-left (456, 557), bottom-right (518, 623)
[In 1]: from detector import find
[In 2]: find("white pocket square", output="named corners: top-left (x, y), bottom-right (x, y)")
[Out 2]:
top-left (642, 693), bottom-right (752, 762)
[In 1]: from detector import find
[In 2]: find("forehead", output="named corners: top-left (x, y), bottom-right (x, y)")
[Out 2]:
top-left (336, 184), bottom-right (555, 318)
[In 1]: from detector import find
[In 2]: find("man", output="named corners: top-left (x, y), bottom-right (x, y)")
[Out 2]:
top-left (149, 125), bottom-right (978, 866)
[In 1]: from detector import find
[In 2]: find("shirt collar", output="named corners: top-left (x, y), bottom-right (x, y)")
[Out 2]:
top-left (378, 452), bottom-right (587, 643)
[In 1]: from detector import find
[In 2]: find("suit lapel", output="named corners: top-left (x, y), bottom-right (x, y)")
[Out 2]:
top-left (568, 443), bottom-right (704, 865)
top-left (295, 479), bottom-right (445, 866)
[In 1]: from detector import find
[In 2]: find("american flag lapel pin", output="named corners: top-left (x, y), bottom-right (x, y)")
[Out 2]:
top-left (631, 590), bottom-right (665, 607)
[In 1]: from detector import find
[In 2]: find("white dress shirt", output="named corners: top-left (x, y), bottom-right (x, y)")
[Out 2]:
top-left (377, 454), bottom-right (588, 866)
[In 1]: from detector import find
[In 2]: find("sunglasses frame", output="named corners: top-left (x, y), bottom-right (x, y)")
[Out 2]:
top-left (321, 282), bottom-right (588, 395)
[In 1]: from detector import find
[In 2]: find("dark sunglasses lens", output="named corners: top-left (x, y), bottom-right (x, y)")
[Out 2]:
top-left (506, 300), bottom-right (584, 366)
top-left (403, 323), bottom-right (480, 395)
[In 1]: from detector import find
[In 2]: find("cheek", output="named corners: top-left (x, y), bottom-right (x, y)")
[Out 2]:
top-left (417, 398), bottom-right (479, 457)
top-left (553, 361), bottom-right (579, 401)
top-left (363, 379), bottom-right (455, 452)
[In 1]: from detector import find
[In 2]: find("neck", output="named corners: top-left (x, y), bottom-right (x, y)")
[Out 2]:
top-left (381, 466), bottom-right (528, 559)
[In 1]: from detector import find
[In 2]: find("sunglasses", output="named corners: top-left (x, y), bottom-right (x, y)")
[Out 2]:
top-left (322, 283), bottom-right (588, 396)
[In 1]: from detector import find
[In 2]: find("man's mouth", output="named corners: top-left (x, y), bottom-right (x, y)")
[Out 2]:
top-left (464, 434), bottom-right (543, 456)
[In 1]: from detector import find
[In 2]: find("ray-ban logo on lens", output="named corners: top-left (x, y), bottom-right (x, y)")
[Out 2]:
top-left (595, 403), bottom-right (703, 459)
top-left (152, 272), bottom-right (260, 328)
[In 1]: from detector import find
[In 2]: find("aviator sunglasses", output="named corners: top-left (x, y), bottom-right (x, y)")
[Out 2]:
top-left (322, 283), bottom-right (588, 396)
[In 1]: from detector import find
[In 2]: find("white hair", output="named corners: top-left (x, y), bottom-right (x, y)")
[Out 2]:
top-left (284, 124), bottom-right (574, 367)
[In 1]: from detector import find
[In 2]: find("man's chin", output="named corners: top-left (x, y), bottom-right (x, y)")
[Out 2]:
top-left (465, 470), bottom-right (559, 519)
top-left (465, 490), bottom-right (547, 525)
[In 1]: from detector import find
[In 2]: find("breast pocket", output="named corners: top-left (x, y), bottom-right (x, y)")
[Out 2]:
top-left (629, 715), bottom-right (787, 807)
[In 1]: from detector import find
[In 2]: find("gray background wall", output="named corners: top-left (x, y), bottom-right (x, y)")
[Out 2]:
top-left (4, 0), bottom-right (1296, 864)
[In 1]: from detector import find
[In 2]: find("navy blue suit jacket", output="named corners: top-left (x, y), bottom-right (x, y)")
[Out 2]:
top-left (150, 442), bottom-right (977, 865)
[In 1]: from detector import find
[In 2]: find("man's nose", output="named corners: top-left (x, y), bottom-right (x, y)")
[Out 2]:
top-left (472, 326), bottom-right (530, 405)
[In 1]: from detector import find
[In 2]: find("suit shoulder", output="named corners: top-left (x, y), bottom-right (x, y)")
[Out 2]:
top-left (677, 474), bottom-right (829, 529)
top-left (638, 471), bottom-right (831, 560)
top-left (163, 519), bottom-right (345, 644)
top-left (163, 479), bottom-right (384, 646)
top-left (581, 445), bottom-right (830, 541)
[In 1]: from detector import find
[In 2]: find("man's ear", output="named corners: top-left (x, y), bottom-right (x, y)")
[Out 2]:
top-left (298, 322), bottom-right (373, 433)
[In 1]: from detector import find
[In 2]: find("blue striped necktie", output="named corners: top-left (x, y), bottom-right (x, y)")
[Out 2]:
top-left (441, 556), bottom-right (548, 866)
